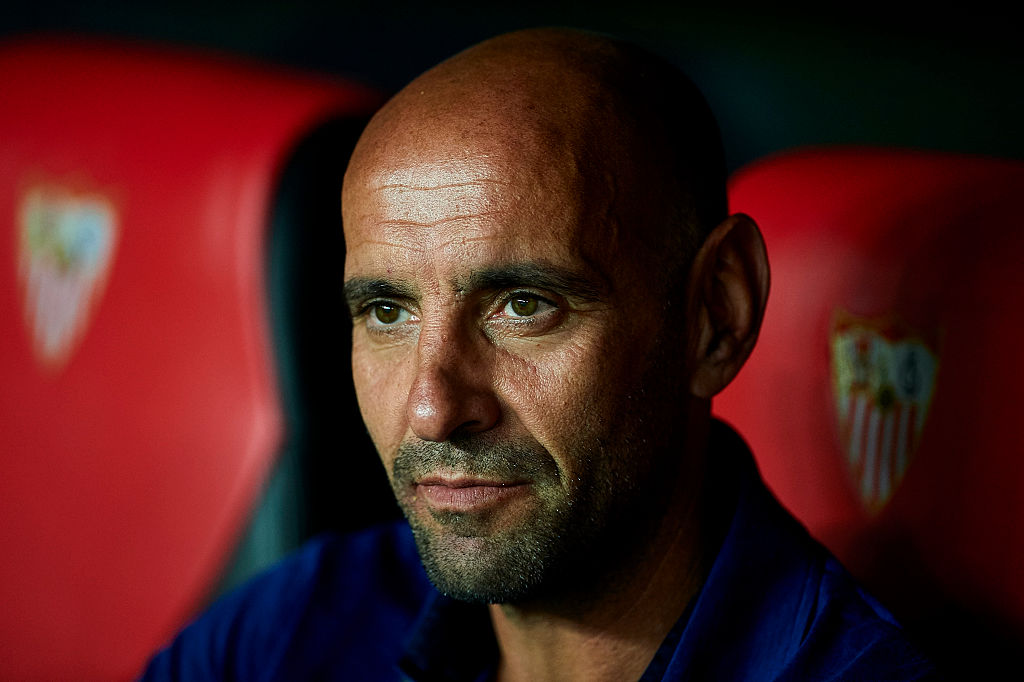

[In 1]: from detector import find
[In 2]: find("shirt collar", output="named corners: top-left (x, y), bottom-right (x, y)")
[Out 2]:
top-left (398, 591), bottom-right (498, 682)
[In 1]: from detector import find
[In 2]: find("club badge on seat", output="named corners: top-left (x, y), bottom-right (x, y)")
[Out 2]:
top-left (830, 310), bottom-right (939, 513)
top-left (17, 183), bottom-right (119, 372)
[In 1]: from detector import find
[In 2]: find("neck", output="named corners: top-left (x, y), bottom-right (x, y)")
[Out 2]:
top-left (490, 409), bottom-right (713, 682)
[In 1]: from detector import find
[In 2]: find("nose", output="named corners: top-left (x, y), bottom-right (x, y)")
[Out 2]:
top-left (406, 324), bottom-right (501, 442)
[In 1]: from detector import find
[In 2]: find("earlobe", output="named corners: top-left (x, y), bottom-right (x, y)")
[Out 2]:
top-left (687, 214), bottom-right (770, 399)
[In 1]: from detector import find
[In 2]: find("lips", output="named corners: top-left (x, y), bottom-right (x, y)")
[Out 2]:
top-left (414, 475), bottom-right (529, 513)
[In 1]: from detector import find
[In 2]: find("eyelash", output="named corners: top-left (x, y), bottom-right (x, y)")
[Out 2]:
top-left (495, 291), bottom-right (557, 320)
top-left (359, 300), bottom-right (414, 328)
top-left (356, 290), bottom-right (560, 333)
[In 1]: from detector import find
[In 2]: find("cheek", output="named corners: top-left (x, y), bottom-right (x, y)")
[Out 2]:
top-left (498, 334), bottom-right (623, 460)
top-left (351, 340), bottom-right (411, 467)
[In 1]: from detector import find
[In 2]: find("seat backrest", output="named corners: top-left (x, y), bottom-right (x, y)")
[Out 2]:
top-left (716, 147), bottom-right (1024, 673)
top-left (0, 36), bottom-right (378, 680)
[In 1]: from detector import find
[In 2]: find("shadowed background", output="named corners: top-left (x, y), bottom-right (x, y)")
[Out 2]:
top-left (3, 1), bottom-right (1022, 172)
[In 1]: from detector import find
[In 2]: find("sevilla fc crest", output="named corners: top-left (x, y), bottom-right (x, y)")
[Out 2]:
top-left (830, 311), bottom-right (939, 513)
top-left (17, 183), bottom-right (119, 371)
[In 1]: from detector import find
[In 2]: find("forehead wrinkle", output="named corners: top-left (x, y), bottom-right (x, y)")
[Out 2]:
top-left (374, 179), bottom-right (508, 191)
top-left (369, 158), bottom-right (511, 191)
top-left (348, 207), bottom-right (496, 253)
top-left (366, 181), bottom-right (508, 231)
top-left (344, 235), bottom-right (427, 254)
top-left (434, 226), bottom-right (510, 251)
top-left (378, 211), bottom-right (506, 230)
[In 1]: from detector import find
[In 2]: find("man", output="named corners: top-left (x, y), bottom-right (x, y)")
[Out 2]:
top-left (143, 28), bottom-right (935, 680)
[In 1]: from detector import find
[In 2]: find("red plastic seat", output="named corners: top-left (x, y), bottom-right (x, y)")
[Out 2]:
top-left (0, 36), bottom-right (378, 680)
top-left (716, 147), bottom-right (1024, 672)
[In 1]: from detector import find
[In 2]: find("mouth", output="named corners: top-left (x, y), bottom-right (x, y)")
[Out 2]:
top-left (413, 474), bottom-right (531, 514)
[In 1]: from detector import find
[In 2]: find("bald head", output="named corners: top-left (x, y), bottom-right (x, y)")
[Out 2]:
top-left (343, 28), bottom-right (726, 275)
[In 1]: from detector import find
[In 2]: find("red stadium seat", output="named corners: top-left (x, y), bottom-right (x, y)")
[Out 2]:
top-left (716, 147), bottom-right (1024, 674)
top-left (0, 36), bottom-right (379, 680)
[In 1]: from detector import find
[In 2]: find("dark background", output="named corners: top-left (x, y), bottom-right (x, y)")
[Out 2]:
top-left (3, 1), bottom-right (1022, 173)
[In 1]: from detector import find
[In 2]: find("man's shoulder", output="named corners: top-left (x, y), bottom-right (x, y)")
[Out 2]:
top-left (140, 520), bottom-right (432, 681)
top-left (775, 554), bottom-right (937, 680)
top-left (749, 472), bottom-right (937, 679)
top-left (668, 423), bottom-right (937, 680)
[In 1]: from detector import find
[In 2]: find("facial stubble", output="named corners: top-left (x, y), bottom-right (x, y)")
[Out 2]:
top-left (391, 438), bottom-right (578, 605)
top-left (389, 403), bottom-right (675, 608)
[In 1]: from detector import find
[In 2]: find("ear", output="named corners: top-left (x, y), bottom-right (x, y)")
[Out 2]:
top-left (687, 214), bottom-right (770, 399)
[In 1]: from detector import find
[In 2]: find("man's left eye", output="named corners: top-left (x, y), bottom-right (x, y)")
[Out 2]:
top-left (366, 302), bottom-right (412, 327)
top-left (501, 293), bottom-right (552, 318)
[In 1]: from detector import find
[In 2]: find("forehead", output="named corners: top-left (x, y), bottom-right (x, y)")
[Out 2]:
top-left (343, 139), bottom-right (617, 281)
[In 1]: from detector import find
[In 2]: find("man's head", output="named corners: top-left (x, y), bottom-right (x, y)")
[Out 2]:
top-left (342, 28), bottom-right (768, 606)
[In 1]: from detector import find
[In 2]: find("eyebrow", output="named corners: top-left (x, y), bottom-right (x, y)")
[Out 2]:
top-left (342, 261), bottom-right (608, 314)
top-left (342, 278), bottom-right (418, 314)
top-left (457, 262), bottom-right (608, 302)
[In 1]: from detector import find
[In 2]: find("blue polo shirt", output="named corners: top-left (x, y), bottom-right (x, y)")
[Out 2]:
top-left (141, 424), bottom-right (936, 681)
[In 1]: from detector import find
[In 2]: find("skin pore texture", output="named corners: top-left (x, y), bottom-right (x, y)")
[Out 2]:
top-left (342, 28), bottom-right (769, 682)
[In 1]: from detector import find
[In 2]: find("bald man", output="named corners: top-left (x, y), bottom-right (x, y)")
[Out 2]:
top-left (143, 29), bottom-right (935, 681)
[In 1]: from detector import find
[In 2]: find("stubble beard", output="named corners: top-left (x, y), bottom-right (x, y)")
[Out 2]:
top-left (391, 437), bottom-right (579, 605)
top-left (389, 412), bottom-right (670, 607)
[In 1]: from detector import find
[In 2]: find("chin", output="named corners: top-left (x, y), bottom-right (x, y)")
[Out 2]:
top-left (407, 517), bottom-right (561, 605)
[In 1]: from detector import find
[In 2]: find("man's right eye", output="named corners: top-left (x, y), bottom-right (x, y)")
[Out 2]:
top-left (368, 303), bottom-right (411, 327)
